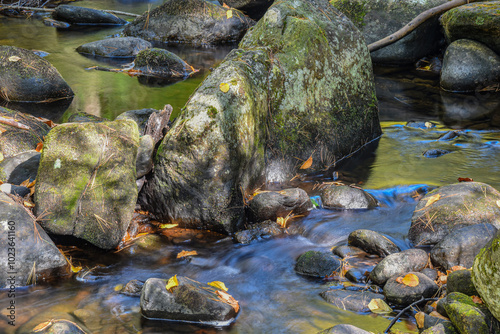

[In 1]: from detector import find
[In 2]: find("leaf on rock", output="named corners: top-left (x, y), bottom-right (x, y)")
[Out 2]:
top-left (159, 223), bottom-right (178, 229)
top-left (415, 311), bottom-right (425, 328)
top-left (472, 295), bottom-right (484, 304)
top-left (458, 177), bottom-right (473, 182)
top-left (33, 320), bottom-right (53, 332)
top-left (219, 82), bottom-right (230, 93)
top-left (401, 273), bottom-right (419, 287)
top-left (368, 298), bottom-right (392, 314)
top-left (8, 56), bottom-right (21, 62)
top-left (177, 250), bottom-right (198, 258)
top-left (425, 194), bottom-right (441, 207)
top-left (222, 2), bottom-right (230, 8)
top-left (35, 142), bottom-right (43, 152)
top-left (70, 263), bottom-right (82, 273)
top-left (396, 276), bottom-right (404, 284)
top-left (450, 265), bottom-right (467, 272)
top-left (299, 155), bottom-right (313, 169)
top-left (208, 281), bottom-right (228, 292)
top-left (226, 9), bottom-right (233, 19)
top-left (166, 274), bottom-right (178, 292)
top-left (429, 310), bottom-right (449, 320)
top-left (23, 200), bottom-right (35, 208)
top-left (114, 284), bottom-right (123, 292)
top-left (216, 290), bottom-right (239, 313)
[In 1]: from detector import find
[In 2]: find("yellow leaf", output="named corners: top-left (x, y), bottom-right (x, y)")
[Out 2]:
top-left (424, 122), bottom-right (433, 128)
top-left (8, 56), bottom-right (21, 62)
top-left (220, 82), bottom-right (230, 93)
top-left (114, 284), bottom-right (123, 292)
top-left (401, 273), bottom-right (419, 287)
top-left (0, 152), bottom-right (3, 162)
top-left (425, 194), bottom-right (441, 207)
top-left (216, 290), bottom-right (239, 313)
top-left (177, 250), bottom-right (198, 258)
top-left (367, 298), bottom-right (392, 314)
top-left (159, 223), bottom-right (178, 229)
top-left (415, 311), bottom-right (425, 328)
top-left (23, 200), bottom-right (35, 208)
top-left (33, 320), bottom-right (53, 332)
top-left (208, 281), bottom-right (228, 292)
top-left (299, 155), bottom-right (313, 169)
top-left (166, 275), bottom-right (178, 292)
top-left (226, 9), bottom-right (233, 19)
top-left (71, 264), bottom-right (82, 273)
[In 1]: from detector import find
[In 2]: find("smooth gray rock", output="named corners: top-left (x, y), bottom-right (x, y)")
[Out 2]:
top-left (370, 248), bottom-right (428, 285)
top-left (76, 37), bottom-right (152, 58)
top-left (321, 185), bottom-right (377, 210)
top-left (0, 151), bottom-right (40, 184)
top-left (136, 135), bottom-right (154, 178)
top-left (120, 279), bottom-right (144, 297)
top-left (248, 188), bottom-right (312, 222)
top-left (53, 5), bottom-right (127, 25)
top-left (320, 289), bottom-right (385, 313)
top-left (430, 223), bottom-right (497, 270)
top-left (133, 48), bottom-right (195, 78)
top-left (332, 245), bottom-right (367, 258)
top-left (440, 39), bottom-right (500, 92)
top-left (295, 251), bottom-right (342, 277)
top-left (348, 229), bottom-right (400, 258)
top-left (0, 192), bottom-right (67, 289)
top-left (384, 272), bottom-right (439, 306)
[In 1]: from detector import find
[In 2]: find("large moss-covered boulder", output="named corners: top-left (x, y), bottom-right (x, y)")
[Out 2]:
top-left (34, 120), bottom-right (140, 249)
top-left (440, 1), bottom-right (500, 55)
top-left (123, 0), bottom-right (255, 45)
top-left (140, 0), bottom-right (380, 233)
top-left (473, 229), bottom-right (500, 323)
top-left (440, 39), bottom-right (500, 92)
top-left (0, 192), bottom-right (67, 289)
top-left (0, 46), bottom-right (73, 102)
top-left (0, 107), bottom-right (51, 159)
top-left (330, 0), bottom-right (447, 64)
top-left (408, 182), bottom-right (500, 246)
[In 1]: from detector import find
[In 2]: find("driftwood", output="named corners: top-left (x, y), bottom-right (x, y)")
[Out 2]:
top-left (145, 105), bottom-right (173, 145)
top-left (0, 5), bottom-right (140, 17)
top-left (368, 0), bottom-right (482, 53)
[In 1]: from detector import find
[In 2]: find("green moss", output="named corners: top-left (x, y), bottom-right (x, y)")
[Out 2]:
top-left (329, 0), bottom-right (369, 28)
top-left (207, 106), bottom-right (218, 118)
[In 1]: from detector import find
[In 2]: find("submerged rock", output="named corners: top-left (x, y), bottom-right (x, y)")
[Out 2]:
top-left (234, 220), bottom-right (284, 244)
top-left (423, 149), bottom-right (451, 158)
top-left (0, 45), bottom-right (73, 102)
top-left (320, 289), bottom-right (385, 313)
top-left (440, 39), bottom-right (500, 93)
top-left (294, 251), bottom-right (342, 277)
top-left (0, 192), bottom-right (67, 288)
top-left (140, 0), bottom-right (381, 233)
top-left (430, 223), bottom-right (497, 270)
top-left (53, 5), bottom-right (127, 25)
top-left (330, 0), bottom-right (447, 64)
top-left (140, 277), bottom-right (239, 324)
top-left (17, 311), bottom-right (90, 334)
top-left (0, 107), bottom-right (51, 158)
top-left (408, 182), bottom-right (500, 246)
top-left (34, 120), bottom-right (139, 249)
top-left (247, 188), bottom-right (312, 222)
top-left (348, 229), bottom-right (400, 258)
top-left (472, 229), bottom-right (500, 323)
top-left (318, 324), bottom-right (372, 334)
top-left (76, 37), bottom-right (152, 58)
top-left (383, 272), bottom-right (439, 306)
top-left (121, 279), bottom-right (144, 296)
top-left (440, 1), bottom-right (500, 55)
top-left (370, 248), bottom-right (428, 285)
top-left (133, 48), bottom-right (196, 78)
top-left (321, 185), bottom-right (377, 210)
top-left (123, 0), bottom-right (254, 45)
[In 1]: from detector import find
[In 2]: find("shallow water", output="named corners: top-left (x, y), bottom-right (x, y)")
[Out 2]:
top-left (1, 1), bottom-right (500, 333)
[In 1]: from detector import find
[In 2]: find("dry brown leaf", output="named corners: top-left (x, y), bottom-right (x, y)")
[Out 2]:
top-left (35, 142), bottom-right (43, 152)
top-left (396, 276), bottom-right (404, 284)
top-left (472, 295), bottom-right (484, 304)
top-left (450, 265), bottom-right (467, 272)
top-left (33, 320), bottom-right (53, 332)
top-left (425, 194), bottom-right (441, 207)
top-left (299, 155), bottom-right (313, 169)
top-left (216, 290), bottom-right (239, 313)
top-left (401, 273), bottom-right (419, 287)
top-left (458, 177), bottom-right (473, 182)
top-left (415, 311), bottom-right (425, 328)
top-left (177, 250), bottom-right (198, 258)
top-left (222, 2), bottom-right (230, 8)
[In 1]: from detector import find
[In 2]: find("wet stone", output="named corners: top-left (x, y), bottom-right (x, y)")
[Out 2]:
top-left (383, 272), bottom-right (439, 306)
top-left (76, 37), bottom-right (152, 58)
top-left (234, 220), bottom-right (285, 244)
top-left (0, 183), bottom-right (29, 197)
top-left (319, 289), bottom-right (385, 313)
top-left (321, 185), bottom-right (378, 210)
top-left (294, 251), bottom-right (342, 277)
top-left (332, 245), bottom-right (367, 258)
top-left (421, 322), bottom-right (458, 334)
top-left (406, 121), bottom-right (436, 129)
top-left (447, 270), bottom-right (478, 296)
top-left (318, 324), bottom-right (372, 334)
top-left (369, 248), bottom-right (428, 285)
top-left (133, 48), bottom-right (195, 79)
top-left (422, 313), bottom-right (455, 332)
top-left (348, 229), bottom-right (400, 258)
top-left (248, 188), bottom-right (312, 222)
top-left (67, 111), bottom-right (108, 123)
top-left (421, 268), bottom-right (439, 281)
top-left (121, 279), bottom-right (144, 297)
top-left (53, 5), bottom-right (127, 25)
top-left (439, 130), bottom-right (461, 141)
top-left (423, 149), bottom-right (451, 158)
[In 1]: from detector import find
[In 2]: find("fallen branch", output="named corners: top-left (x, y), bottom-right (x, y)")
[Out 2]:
top-left (0, 5), bottom-right (140, 17)
top-left (384, 297), bottom-right (439, 333)
top-left (368, 0), bottom-right (482, 53)
top-left (0, 116), bottom-right (31, 130)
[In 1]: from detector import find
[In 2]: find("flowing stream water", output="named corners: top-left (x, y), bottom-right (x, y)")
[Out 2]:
top-left (1, 1), bottom-right (500, 333)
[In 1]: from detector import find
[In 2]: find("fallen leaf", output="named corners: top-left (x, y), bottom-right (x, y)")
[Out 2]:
top-left (458, 177), bottom-right (473, 182)
top-left (21, 178), bottom-right (31, 187)
top-left (368, 298), bottom-right (392, 314)
top-left (415, 311), bottom-right (425, 328)
top-left (208, 281), bottom-right (228, 292)
top-left (27, 179), bottom-right (36, 188)
top-left (215, 290), bottom-right (239, 313)
top-left (429, 310), bottom-right (449, 320)
top-left (425, 194), bottom-right (441, 207)
top-left (177, 250), bottom-right (198, 258)
top-left (450, 265), bottom-right (467, 272)
top-left (114, 284), bottom-right (123, 292)
top-left (70, 264), bottom-right (82, 273)
top-left (8, 56), bottom-right (21, 62)
top-left (222, 2), bottom-right (230, 8)
top-left (166, 274), bottom-right (178, 292)
top-left (23, 200), bottom-right (35, 208)
top-left (401, 273), bottom-right (419, 287)
top-left (396, 276), bottom-right (404, 284)
top-left (159, 223), bottom-right (178, 229)
top-left (226, 9), bottom-right (233, 19)
top-left (424, 122), bottom-right (433, 128)
top-left (299, 155), bottom-right (313, 169)
top-left (472, 295), bottom-right (484, 304)
top-left (35, 142), bottom-right (43, 152)
top-left (33, 320), bottom-right (53, 332)
top-left (219, 82), bottom-right (230, 93)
